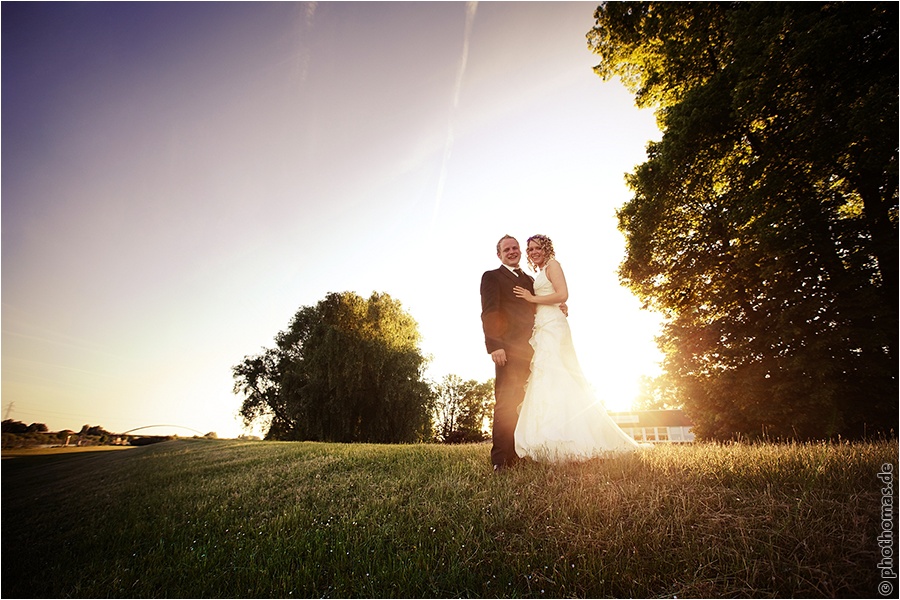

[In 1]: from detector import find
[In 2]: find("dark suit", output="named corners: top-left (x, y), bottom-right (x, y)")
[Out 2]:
top-left (480, 266), bottom-right (535, 468)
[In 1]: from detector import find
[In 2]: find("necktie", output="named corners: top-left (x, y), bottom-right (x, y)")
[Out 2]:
top-left (513, 268), bottom-right (523, 277)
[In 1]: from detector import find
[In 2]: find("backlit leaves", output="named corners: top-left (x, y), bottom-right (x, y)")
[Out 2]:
top-left (591, 2), bottom-right (897, 439)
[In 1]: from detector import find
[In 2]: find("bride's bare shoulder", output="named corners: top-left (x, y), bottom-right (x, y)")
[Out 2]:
top-left (546, 258), bottom-right (563, 271)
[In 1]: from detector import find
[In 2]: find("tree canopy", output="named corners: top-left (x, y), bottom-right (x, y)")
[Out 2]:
top-left (234, 291), bottom-right (434, 442)
top-left (1, 419), bottom-right (47, 434)
top-left (432, 375), bottom-right (494, 444)
top-left (589, 2), bottom-right (897, 439)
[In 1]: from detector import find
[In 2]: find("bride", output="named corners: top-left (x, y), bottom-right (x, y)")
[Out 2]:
top-left (512, 234), bottom-right (639, 462)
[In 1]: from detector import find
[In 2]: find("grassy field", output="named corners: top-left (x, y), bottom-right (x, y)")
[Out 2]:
top-left (2, 438), bottom-right (895, 598)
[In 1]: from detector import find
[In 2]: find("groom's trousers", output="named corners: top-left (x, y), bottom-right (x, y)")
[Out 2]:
top-left (492, 347), bottom-right (531, 468)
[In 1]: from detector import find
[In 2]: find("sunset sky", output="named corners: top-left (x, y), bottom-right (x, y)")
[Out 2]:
top-left (2, 1), bottom-right (662, 438)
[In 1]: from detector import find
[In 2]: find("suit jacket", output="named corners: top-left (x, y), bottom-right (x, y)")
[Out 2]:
top-left (480, 266), bottom-right (536, 358)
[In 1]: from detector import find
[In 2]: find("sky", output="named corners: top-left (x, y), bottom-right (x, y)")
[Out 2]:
top-left (2, 1), bottom-right (663, 439)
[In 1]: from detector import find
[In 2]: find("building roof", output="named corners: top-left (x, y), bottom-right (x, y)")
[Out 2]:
top-left (608, 409), bottom-right (694, 428)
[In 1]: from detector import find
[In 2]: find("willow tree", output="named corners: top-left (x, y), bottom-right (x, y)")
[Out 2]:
top-left (589, 2), bottom-right (897, 439)
top-left (233, 291), bottom-right (434, 442)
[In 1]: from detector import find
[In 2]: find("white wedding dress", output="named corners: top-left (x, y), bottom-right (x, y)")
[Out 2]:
top-left (515, 264), bottom-right (639, 462)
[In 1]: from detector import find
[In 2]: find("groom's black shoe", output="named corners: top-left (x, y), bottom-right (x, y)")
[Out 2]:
top-left (493, 463), bottom-right (506, 474)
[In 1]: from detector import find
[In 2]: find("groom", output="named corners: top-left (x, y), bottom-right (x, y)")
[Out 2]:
top-left (480, 235), bottom-right (536, 472)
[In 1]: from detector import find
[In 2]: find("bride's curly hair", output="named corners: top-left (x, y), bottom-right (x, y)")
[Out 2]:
top-left (526, 234), bottom-right (555, 271)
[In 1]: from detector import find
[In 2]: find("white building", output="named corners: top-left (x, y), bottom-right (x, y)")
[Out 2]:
top-left (609, 409), bottom-right (696, 443)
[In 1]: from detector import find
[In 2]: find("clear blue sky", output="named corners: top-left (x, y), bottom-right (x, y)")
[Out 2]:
top-left (2, 2), bottom-right (662, 438)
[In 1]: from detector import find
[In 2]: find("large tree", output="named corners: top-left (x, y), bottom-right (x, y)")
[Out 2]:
top-left (233, 291), bottom-right (434, 442)
top-left (589, 2), bottom-right (897, 439)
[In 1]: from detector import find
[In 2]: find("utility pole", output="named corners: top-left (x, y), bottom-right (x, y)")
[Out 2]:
top-left (3, 401), bottom-right (14, 420)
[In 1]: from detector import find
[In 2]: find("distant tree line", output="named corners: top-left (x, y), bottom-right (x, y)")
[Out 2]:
top-left (233, 291), bottom-right (493, 444)
top-left (2, 419), bottom-right (63, 449)
top-left (1, 422), bottom-right (183, 449)
top-left (590, 2), bottom-right (897, 439)
top-left (2, 419), bottom-right (48, 434)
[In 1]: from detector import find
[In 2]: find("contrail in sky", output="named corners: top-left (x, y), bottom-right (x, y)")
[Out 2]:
top-left (432, 1), bottom-right (477, 226)
top-left (296, 1), bottom-right (317, 84)
top-left (453, 1), bottom-right (477, 110)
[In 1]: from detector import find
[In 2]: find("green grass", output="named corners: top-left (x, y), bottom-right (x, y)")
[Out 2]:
top-left (2, 438), bottom-right (895, 597)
